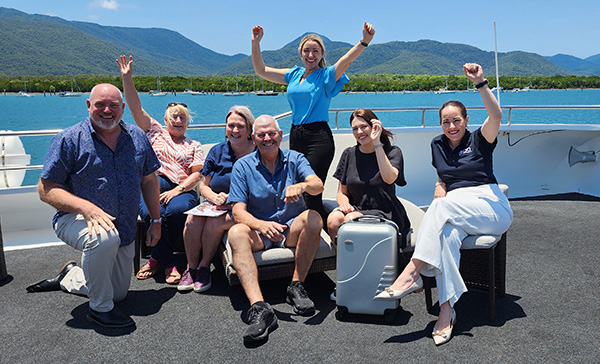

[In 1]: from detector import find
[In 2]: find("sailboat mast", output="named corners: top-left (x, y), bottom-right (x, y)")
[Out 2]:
top-left (494, 21), bottom-right (501, 104)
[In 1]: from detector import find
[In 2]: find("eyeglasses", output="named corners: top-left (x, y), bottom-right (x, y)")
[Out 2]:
top-left (167, 102), bottom-right (187, 108)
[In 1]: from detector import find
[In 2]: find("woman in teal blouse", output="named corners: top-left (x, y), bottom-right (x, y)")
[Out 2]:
top-left (251, 22), bottom-right (375, 219)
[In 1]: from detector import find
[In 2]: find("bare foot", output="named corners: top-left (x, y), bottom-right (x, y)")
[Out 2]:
top-left (389, 260), bottom-right (423, 290)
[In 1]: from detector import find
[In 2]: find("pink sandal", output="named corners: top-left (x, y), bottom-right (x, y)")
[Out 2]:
top-left (136, 258), bottom-right (159, 280)
top-left (165, 266), bottom-right (181, 285)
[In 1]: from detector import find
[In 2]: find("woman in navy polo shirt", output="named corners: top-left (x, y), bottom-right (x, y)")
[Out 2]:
top-left (178, 106), bottom-right (256, 293)
top-left (251, 22), bottom-right (375, 219)
top-left (376, 63), bottom-right (513, 346)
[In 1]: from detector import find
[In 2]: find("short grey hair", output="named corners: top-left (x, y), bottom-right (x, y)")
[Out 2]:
top-left (252, 115), bottom-right (281, 134)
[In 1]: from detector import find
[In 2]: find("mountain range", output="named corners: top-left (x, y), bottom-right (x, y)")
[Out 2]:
top-left (1, 7), bottom-right (599, 77)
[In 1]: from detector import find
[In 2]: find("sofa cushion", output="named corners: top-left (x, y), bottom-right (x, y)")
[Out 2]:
top-left (223, 230), bottom-right (336, 268)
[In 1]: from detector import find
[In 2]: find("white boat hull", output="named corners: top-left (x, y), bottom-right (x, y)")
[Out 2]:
top-left (3, 123), bottom-right (600, 249)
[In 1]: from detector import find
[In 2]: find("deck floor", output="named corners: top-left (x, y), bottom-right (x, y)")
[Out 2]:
top-left (1, 197), bottom-right (599, 363)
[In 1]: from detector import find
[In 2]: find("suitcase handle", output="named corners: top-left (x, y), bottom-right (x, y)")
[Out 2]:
top-left (350, 215), bottom-right (388, 224)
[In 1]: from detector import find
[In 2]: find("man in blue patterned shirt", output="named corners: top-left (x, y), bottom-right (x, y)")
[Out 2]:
top-left (28, 83), bottom-right (161, 328)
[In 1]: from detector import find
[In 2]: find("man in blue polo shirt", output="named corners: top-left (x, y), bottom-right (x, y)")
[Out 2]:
top-left (227, 115), bottom-right (324, 343)
top-left (28, 83), bottom-right (162, 328)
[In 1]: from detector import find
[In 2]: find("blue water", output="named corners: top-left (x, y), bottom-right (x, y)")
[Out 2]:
top-left (1, 89), bottom-right (599, 186)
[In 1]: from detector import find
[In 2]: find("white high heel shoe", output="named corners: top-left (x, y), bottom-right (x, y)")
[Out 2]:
top-left (374, 276), bottom-right (423, 300)
top-left (432, 309), bottom-right (457, 346)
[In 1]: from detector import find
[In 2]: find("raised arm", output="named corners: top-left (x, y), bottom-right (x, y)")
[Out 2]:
top-left (251, 26), bottom-right (289, 85)
top-left (116, 55), bottom-right (153, 132)
top-left (370, 119), bottom-right (399, 184)
top-left (463, 63), bottom-right (503, 143)
top-left (334, 22), bottom-right (375, 81)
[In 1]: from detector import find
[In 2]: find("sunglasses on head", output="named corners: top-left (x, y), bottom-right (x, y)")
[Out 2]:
top-left (167, 102), bottom-right (187, 108)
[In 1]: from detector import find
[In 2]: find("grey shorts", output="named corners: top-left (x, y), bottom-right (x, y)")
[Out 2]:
top-left (258, 228), bottom-right (289, 250)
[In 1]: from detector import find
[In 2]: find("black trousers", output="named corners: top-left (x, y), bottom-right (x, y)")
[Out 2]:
top-left (290, 122), bottom-right (335, 221)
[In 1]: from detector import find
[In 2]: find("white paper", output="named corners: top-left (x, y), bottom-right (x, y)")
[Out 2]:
top-left (184, 201), bottom-right (228, 217)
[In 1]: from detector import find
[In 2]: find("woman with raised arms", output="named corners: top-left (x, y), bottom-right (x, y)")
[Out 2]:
top-left (375, 63), bottom-right (513, 346)
top-left (117, 55), bottom-right (204, 285)
top-left (251, 22), bottom-right (375, 219)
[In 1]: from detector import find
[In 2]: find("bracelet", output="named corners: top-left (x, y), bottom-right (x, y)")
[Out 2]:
top-left (151, 218), bottom-right (162, 224)
top-left (373, 143), bottom-right (383, 149)
top-left (178, 184), bottom-right (185, 192)
top-left (475, 79), bottom-right (489, 89)
top-left (360, 41), bottom-right (368, 47)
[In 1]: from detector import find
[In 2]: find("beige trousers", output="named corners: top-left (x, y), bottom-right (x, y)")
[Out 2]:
top-left (54, 213), bottom-right (134, 312)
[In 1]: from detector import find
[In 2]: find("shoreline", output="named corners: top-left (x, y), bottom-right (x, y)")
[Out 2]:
top-left (3, 88), bottom-right (600, 96)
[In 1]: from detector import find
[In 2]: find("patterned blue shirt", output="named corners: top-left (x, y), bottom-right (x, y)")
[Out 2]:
top-left (228, 148), bottom-right (316, 226)
top-left (41, 118), bottom-right (160, 246)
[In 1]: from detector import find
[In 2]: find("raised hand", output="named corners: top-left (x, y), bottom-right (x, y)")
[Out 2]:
top-left (370, 119), bottom-right (383, 145)
top-left (252, 25), bottom-right (264, 43)
top-left (362, 22), bottom-right (375, 45)
top-left (116, 55), bottom-right (133, 77)
top-left (463, 63), bottom-right (484, 83)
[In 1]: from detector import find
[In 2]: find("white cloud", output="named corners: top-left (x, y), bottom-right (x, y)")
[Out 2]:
top-left (90, 0), bottom-right (120, 11)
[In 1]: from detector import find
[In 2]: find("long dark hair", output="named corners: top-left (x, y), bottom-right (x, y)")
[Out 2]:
top-left (350, 108), bottom-right (394, 146)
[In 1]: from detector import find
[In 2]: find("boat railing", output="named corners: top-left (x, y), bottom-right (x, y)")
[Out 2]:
top-left (1, 105), bottom-right (599, 175)
top-left (330, 105), bottom-right (600, 129)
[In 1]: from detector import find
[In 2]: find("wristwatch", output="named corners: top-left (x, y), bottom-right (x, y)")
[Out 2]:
top-left (178, 184), bottom-right (185, 192)
top-left (151, 218), bottom-right (162, 224)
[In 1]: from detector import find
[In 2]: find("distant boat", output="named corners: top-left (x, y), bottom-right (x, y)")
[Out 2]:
top-left (434, 75), bottom-right (455, 94)
top-left (184, 88), bottom-right (207, 96)
top-left (183, 78), bottom-right (207, 95)
top-left (149, 76), bottom-right (167, 97)
top-left (255, 90), bottom-right (278, 96)
top-left (223, 72), bottom-right (245, 96)
top-left (17, 91), bottom-right (33, 97)
top-left (435, 88), bottom-right (455, 94)
top-left (18, 77), bottom-right (33, 97)
top-left (59, 74), bottom-right (82, 97)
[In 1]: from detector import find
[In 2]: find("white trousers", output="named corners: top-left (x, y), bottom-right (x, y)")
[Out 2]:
top-left (54, 213), bottom-right (134, 312)
top-left (412, 184), bottom-right (513, 308)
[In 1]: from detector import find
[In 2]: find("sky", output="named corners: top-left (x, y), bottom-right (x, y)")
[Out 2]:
top-left (0, 0), bottom-right (598, 59)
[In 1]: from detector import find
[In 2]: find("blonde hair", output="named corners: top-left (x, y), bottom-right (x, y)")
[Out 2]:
top-left (298, 34), bottom-right (326, 69)
top-left (164, 104), bottom-right (191, 123)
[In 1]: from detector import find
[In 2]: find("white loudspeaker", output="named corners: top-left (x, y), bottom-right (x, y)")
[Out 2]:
top-left (568, 146), bottom-right (597, 167)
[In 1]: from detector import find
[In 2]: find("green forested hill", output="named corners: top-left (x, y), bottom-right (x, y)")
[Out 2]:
top-left (0, 7), bottom-right (244, 76)
top-left (0, 6), bottom-right (592, 77)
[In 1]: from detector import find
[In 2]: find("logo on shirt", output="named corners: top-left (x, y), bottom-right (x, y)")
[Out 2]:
top-left (458, 147), bottom-right (472, 157)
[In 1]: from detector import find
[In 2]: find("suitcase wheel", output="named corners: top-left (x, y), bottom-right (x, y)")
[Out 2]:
top-left (335, 306), bottom-right (348, 321)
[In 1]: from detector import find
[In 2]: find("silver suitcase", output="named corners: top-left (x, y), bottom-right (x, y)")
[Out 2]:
top-left (335, 215), bottom-right (399, 323)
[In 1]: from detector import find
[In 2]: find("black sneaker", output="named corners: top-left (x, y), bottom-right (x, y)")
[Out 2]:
top-left (286, 281), bottom-right (315, 316)
top-left (243, 301), bottom-right (278, 342)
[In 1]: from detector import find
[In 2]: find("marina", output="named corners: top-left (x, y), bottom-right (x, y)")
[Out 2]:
top-left (1, 90), bottom-right (600, 362)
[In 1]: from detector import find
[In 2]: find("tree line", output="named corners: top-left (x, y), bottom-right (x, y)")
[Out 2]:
top-left (1, 73), bottom-right (599, 93)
